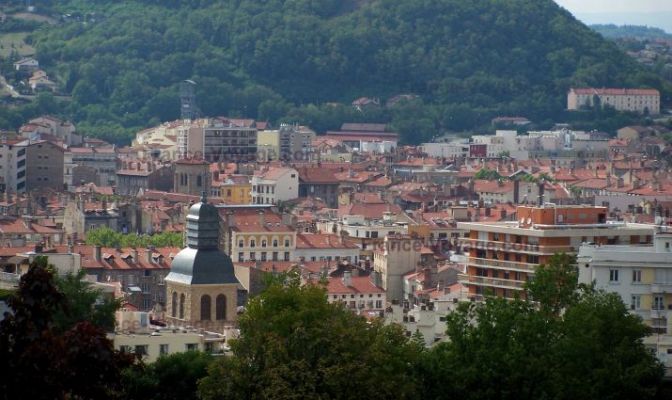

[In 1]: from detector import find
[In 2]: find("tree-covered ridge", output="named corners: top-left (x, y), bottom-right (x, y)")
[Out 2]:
top-left (592, 24), bottom-right (672, 40)
top-left (4, 0), bottom-right (670, 144)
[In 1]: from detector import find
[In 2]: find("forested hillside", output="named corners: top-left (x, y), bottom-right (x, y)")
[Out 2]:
top-left (1, 0), bottom-right (669, 144)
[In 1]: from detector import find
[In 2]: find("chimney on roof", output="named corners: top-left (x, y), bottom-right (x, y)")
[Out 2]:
top-left (226, 210), bottom-right (235, 227)
top-left (131, 248), bottom-right (138, 263)
top-left (94, 245), bottom-right (102, 261)
top-left (538, 179), bottom-right (546, 206)
top-left (258, 210), bottom-right (265, 226)
top-left (146, 247), bottom-right (153, 264)
top-left (343, 270), bottom-right (352, 287)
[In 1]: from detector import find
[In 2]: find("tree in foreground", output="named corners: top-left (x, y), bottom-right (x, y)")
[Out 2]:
top-left (52, 269), bottom-right (120, 333)
top-left (418, 253), bottom-right (663, 400)
top-left (121, 351), bottom-right (212, 400)
top-left (0, 256), bottom-right (133, 400)
top-left (198, 274), bottom-right (421, 400)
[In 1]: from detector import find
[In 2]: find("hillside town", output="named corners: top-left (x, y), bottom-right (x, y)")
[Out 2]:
top-left (0, 86), bottom-right (671, 375)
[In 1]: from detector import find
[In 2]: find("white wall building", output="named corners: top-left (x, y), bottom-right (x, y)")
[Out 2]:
top-left (578, 230), bottom-right (672, 373)
top-left (250, 167), bottom-right (299, 205)
top-left (568, 88), bottom-right (660, 115)
top-left (420, 141), bottom-right (469, 159)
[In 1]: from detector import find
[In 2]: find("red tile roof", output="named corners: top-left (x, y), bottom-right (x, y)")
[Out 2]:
top-left (326, 275), bottom-right (384, 295)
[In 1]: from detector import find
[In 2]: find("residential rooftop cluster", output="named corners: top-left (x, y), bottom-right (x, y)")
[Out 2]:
top-left (1, 104), bottom-right (672, 369)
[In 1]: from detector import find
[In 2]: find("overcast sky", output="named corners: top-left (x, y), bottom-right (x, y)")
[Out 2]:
top-left (554, 0), bottom-right (672, 32)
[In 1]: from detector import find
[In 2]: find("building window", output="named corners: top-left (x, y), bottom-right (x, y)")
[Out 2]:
top-left (238, 240), bottom-right (244, 248)
top-left (186, 343), bottom-right (199, 351)
top-left (238, 252), bottom-right (244, 262)
top-left (197, 175), bottom-right (202, 187)
top-left (216, 294), bottom-right (226, 320)
top-left (609, 269), bottom-right (619, 283)
top-left (250, 239), bottom-right (255, 248)
top-left (135, 345), bottom-right (148, 357)
top-left (201, 295), bottom-right (211, 321)
top-left (284, 239), bottom-right (290, 247)
top-left (261, 252), bottom-right (267, 261)
top-left (250, 252), bottom-right (256, 260)
top-left (262, 240), bottom-right (267, 247)
top-left (284, 252), bottom-right (290, 261)
top-left (179, 294), bottom-right (185, 319)
top-left (273, 239), bottom-right (278, 247)
top-left (631, 295), bottom-right (641, 310)
top-left (632, 269), bottom-right (642, 283)
top-left (171, 292), bottom-right (177, 318)
top-left (159, 344), bottom-right (169, 355)
top-left (272, 252), bottom-right (278, 261)
top-left (654, 295), bottom-right (665, 310)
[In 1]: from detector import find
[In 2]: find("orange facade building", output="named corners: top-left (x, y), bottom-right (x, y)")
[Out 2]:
top-left (457, 205), bottom-right (654, 299)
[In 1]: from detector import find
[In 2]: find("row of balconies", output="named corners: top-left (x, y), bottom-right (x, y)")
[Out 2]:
top-left (467, 257), bottom-right (537, 272)
top-left (458, 273), bottom-right (526, 291)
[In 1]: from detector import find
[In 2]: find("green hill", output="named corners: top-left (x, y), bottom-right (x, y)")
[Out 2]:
top-left (1, 0), bottom-right (670, 144)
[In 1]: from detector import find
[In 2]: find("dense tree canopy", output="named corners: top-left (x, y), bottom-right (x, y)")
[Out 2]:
top-left (121, 351), bottom-right (213, 400)
top-left (198, 273), bottom-right (422, 400)
top-left (0, 0), bottom-right (668, 143)
top-left (85, 226), bottom-right (184, 248)
top-left (0, 256), bottom-right (133, 400)
top-left (417, 253), bottom-right (664, 400)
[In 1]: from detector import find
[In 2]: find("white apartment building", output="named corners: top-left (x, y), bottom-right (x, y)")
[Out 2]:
top-left (578, 230), bottom-right (672, 373)
top-left (420, 141), bottom-right (469, 159)
top-left (0, 139), bottom-right (26, 193)
top-left (250, 167), bottom-right (298, 205)
top-left (568, 88), bottom-right (660, 115)
top-left (111, 311), bottom-right (234, 363)
top-left (471, 135), bottom-right (505, 158)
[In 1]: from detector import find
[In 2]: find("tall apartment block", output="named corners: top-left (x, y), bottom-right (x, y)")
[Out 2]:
top-left (457, 205), bottom-right (654, 299)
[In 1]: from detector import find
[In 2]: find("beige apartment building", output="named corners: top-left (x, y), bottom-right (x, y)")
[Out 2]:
top-left (457, 205), bottom-right (654, 299)
top-left (257, 123), bottom-right (315, 161)
top-left (568, 88), bottom-right (660, 115)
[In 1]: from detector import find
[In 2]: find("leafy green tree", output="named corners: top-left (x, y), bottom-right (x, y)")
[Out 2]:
top-left (199, 277), bottom-right (420, 400)
top-left (418, 255), bottom-right (663, 400)
top-left (474, 168), bottom-right (503, 181)
top-left (525, 252), bottom-right (578, 316)
top-left (0, 256), bottom-right (134, 400)
top-left (86, 226), bottom-right (123, 247)
top-left (121, 352), bottom-right (213, 400)
top-left (86, 226), bottom-right (184, 248)
top-left (52, 269), bottom-right (121, 333)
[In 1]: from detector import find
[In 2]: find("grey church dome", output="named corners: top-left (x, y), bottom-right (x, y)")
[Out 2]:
top-left (166, 194), bottom-right (238, 285)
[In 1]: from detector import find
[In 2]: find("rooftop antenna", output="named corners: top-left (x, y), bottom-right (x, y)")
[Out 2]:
top-left (180, 80), bottom-right (200, 121)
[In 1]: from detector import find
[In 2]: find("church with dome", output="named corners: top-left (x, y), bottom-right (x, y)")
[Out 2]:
top-left (165, 193), bottom-right (242, 331)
